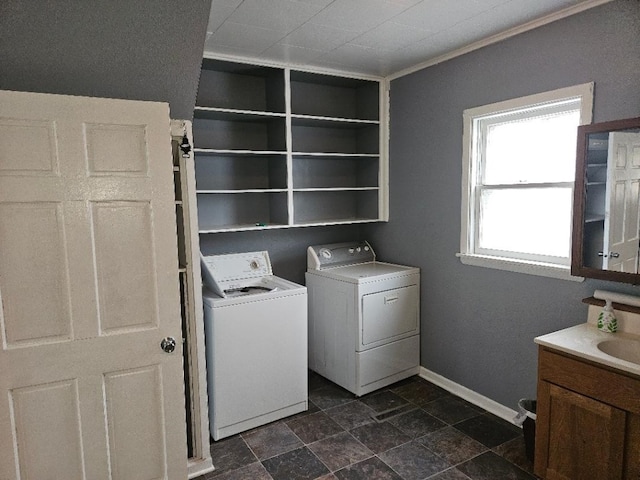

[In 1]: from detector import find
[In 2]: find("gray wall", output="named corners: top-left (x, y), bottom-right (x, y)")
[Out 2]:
top-left (200, 225), bottom-right (365, 285)
top-left (0, 0), bottom-right (366, 285)
top-left (363, 0), bottom-right (640, 409)
top-left (5, 0), bottom-right (639, 411)
top-left (0, 1), bottom-right (211, 119)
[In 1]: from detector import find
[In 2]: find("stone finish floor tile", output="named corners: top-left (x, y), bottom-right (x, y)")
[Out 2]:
top-left (391, 378), bottom-right (448, 406)
top-left (492, 436), bottom-right (534, 474)
top-left (307, 431), bottom-right (374, 472)
top-left (196, 375), bottom-right (533, 480)
top-left (242, 421), bottom-right (303, 460)
top-left (309, 384), bottom-right (355, 410)
top-left (387, 408), bottom-right (447, 438)
top-left (349, 421), bottom-right (412, 454)
top-left (359, 390), bottom-right (410, 413)
top-left (262, 446), bottom-right (330, 480)
top-left (457, 452), bottom-right (537, 480)
top-left (212, 461), bottom-right (272, 480)
top-left (334, 457), bottom-right (403, 480)
top-left (422, 395), bottom-right (485, 425)
top-left (428, 468), bottom-right (474, 480)
top-left (208, 435), bottom-right (257, 476)
top-left (325, 400), bottom-right (376, 430)
top-left (453, 413), bottom-right (521, 448)
top-left (418, 426), bottom-right (488, 465)
top-left (378, 441), bottom-right (450, 480)
top-left (287, 411), bottom-right (345, 444)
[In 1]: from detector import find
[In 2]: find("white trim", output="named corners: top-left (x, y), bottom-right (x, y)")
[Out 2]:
top-left (170, 120), bottom-right (214, 477)
top-left (419, 367), bottom-right (520, 426)
top-left (460, 83), bottom-right (594, 279)
top-left (202, 51), bottom-right (384, 82)
top-left (463, 83), bottom-right (594, 124)
top-left (457, 253), bottom-right (584, 282)
top-left (188, 459), bottom-right (214, 479)
top-left (387, 0), bottom-right (614, 80)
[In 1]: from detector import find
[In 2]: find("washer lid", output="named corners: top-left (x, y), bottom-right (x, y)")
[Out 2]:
top-left (201, 251), bottom-right (272, 297)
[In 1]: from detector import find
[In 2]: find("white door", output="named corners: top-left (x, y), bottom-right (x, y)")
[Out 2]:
top-left (0, 90), bottom-right (187, 480)
top-left (603, 132), bottom-right (640, 272)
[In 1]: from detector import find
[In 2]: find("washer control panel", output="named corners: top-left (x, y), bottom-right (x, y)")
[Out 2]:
top-left (307, 241), bottom-right (375, 270)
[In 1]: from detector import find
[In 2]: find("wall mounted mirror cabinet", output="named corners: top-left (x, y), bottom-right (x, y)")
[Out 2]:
top-left (572, 117), bottom-right (640, 284)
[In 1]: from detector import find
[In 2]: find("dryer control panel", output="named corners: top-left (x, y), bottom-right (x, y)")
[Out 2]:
top-left (307, 241), bottom-right (375, 270)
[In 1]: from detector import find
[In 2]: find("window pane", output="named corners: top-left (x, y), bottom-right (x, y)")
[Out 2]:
top-left (478, 187), bottom-right (572, 258)
top-left (483, 109), bottom-right (580, 185)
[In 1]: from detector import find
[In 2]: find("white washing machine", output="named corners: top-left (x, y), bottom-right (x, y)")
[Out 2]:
top-left (201, 251), bottom-right (307, 440)
top-left (306, 241), bottom-right (420, 396)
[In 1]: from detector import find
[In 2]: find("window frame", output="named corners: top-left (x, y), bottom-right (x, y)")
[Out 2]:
top-left (459, 83), bottom-right (594, 281)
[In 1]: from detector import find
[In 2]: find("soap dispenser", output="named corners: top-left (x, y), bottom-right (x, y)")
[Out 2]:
top-left (597, 299), bottom-right (618, 333)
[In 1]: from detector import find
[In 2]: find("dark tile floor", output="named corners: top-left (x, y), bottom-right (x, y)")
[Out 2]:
top-left (197, 373), bottom-right (536, 480)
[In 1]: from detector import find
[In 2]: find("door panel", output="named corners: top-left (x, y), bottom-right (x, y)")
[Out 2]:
top-left (93, 201), bottom-right (158, 333)
top-left (0, 202), bottom-right (71, 345)
top-left (604, 132), bottom-right (640, 272)
top-left (105, 366), bottom-right (165, 480)
top-left (0, 90), bottom-right (186, 480)
top-left (85, 123), bottom-right (149, 175)
top-left (0, 118), bottom-right (58, 175)
top-left (545, 383), bottom-right (625, 480)
top-left (10, 380), bottom-right (84, 480)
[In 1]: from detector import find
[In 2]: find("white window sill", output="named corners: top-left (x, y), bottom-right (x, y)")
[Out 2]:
top-left (456, 253), bottom-right (584, 282)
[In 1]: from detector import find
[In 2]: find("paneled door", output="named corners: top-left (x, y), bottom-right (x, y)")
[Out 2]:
top-left (0, 90), bottom-right (187, 479)
top-left (604, 131), bottom-right (640, 272)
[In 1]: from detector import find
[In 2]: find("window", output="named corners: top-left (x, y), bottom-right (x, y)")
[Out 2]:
top-left (459, 83), bottom-right (593, 280)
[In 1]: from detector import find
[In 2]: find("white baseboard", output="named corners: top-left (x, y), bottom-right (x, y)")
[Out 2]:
top-left (419, 367), bottom-right (520, 426)
top-left (187, 458), bottom-right (214, 479)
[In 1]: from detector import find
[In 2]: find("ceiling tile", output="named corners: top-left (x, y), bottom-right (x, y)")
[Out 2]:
top-left (280, 23), bottom-right (359, 51)
top-left (309, 0), bottom-right (411, 33)
top-left (208, 21), bottom-right (285, 54)
top-left (261, 43), bottom-right (326, 64)
top-left (349, 21), bottom-right (432, 50)
top-left (228, 0), bottom-right (324, 33)
top-left (392, 0), bottom-right (508, 31)
top-left (203, 0), bottom-right (607, 77)
top-left (293, 0), bottom-right (335, 6)
top-left (208, 0), bottom-right (243, 32)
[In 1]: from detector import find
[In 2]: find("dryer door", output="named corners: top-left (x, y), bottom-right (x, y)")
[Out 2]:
top-left (360, 285), bottom-right (419, 349)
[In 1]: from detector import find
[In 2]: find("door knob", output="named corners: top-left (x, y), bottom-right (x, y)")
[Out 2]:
top-left (160, 337), bottom-right (177, 353)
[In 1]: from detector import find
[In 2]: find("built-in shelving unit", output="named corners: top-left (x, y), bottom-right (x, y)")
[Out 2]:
top-left (170, 120), bottom-right (213, 478)
top-left (584, 132), bottom-right (609, 223)
top-left (193, 58), bottom-right (388, 233)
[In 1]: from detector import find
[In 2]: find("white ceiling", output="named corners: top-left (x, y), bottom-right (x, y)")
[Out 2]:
top-left (204, 0), bottom-right (609, 78)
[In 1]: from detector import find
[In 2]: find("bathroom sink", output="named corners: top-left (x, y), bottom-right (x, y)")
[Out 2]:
top-left (597, 338), bottom-right (640, 365)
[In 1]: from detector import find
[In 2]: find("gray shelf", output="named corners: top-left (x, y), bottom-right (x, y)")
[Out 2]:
top-left (193, 59), bottom-right (386, 232)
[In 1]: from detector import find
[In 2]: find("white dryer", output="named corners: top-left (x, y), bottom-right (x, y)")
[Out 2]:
top-left (306, 241), bottom-right (420, 396)
top-left (201, 251), bottom-right (307, 440)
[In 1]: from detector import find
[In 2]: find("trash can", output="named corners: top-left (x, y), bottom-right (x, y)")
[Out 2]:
top-left (514, 398), bottom-right (537, 462)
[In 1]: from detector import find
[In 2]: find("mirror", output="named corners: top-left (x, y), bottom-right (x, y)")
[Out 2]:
top-left (572, 116), bottom-right (640, 284)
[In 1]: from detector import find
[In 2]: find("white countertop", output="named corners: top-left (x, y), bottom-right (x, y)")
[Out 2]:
top-left (535, 323), bottom-right (640, 377)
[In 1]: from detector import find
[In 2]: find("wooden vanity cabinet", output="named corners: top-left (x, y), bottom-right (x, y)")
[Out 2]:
top-left (535, 346), bottom-right (640, 479)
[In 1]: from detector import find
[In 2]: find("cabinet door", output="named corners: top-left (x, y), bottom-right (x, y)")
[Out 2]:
top-left (537, 381), bottom-right (625, 480)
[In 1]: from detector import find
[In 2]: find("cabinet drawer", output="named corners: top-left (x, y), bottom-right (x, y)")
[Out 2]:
top-left (538, 347), bottom-right (640, 414)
